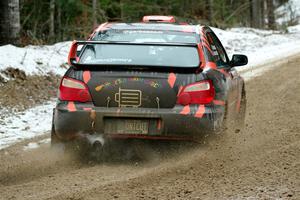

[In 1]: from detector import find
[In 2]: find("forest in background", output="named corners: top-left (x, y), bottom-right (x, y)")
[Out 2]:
top-left (0, 0), bottom-right (298, 45)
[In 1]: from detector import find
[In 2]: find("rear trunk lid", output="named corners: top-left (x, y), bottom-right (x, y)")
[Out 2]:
top-left (86, 70), bottom-right (196, 109)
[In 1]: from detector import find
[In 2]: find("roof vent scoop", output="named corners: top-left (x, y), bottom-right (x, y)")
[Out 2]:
top-left (142, 15), bottom-right (176, 23)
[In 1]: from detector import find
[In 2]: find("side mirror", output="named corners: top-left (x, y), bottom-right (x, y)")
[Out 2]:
top-left (68, 40), bottom-right (78, 65)
top-left (230, 54), bottom-right (248, 67)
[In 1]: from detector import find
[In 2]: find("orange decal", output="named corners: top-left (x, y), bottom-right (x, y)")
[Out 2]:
top-left (213, 100), bottom-right (225, 106)
top-left (157, 119), bottom-right (162, 130)
top-left (177, 86), bottom-right (184, 96)
top-left (83, 70), bottom-right (91, 84)
top-left (67, 102), bottom-right (76, 112)
top-left (205, 62), bottom-right (217, 69)
top-left (201, 37), bottom-right (210, 46)
top-left (95, 85), bottom-right (104, 92)
top-left (168, 73), bottom-right (176, 88)
top-left (83, 107), bottom-right (92, 111)
top-left (197, 44), bottom-right (206, 69)
top-left (195, 105), bottom-right (205, 118)
top-left (180, 105), bottom-right (190, 115)
top-left (95, 22), bottom-right (108, 32)
top-left (203, 43), bottom-right (213, 55)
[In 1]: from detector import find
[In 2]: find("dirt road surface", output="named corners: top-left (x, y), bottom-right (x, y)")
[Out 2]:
top-left (0, 56), bottom-right (299, 200)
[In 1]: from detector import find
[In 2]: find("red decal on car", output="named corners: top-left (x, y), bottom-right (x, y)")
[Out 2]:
top-left (168, 73), bottom-right (176, 88)
top-left (83, 70), bottom-right (91, 84)
top-left (195, 105), bottom-right (205, 118)
top-left (213, 100), bottom-right (225, 106)
top-left (67, 101), bottom-right (76, 112)
top-left (180, 105), bottom-right (190, 115)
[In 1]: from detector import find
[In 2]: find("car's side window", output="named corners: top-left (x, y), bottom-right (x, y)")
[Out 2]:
top-left (206, 32), bottom-right (229, 68)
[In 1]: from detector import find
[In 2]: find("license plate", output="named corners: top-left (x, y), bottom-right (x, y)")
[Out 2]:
top-left (105, 119), bottom-right (149, 134)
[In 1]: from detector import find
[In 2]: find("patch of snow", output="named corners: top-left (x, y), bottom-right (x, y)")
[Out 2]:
top-left (23, 142), bottom-right (39, 150)
top-left (213, 27), bottom-right (300, 77)
top-left (0, 42), bottom-right (71, 79)
top-left (23, 138), bottom-right (51, 151)
top-left (0, 100), bottom-right (55, 150)
top-left (287, 24), bottom-right (300, 33)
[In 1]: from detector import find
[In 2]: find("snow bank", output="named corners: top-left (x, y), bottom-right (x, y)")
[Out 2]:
top-left (0, 42), bottom-right (71, 81)
top-left (1, 25), bottom-right (300, 150)
top-left (213, 27), bottom-right (300, 69)
top-left (0, 101), bottom-right (54, 149)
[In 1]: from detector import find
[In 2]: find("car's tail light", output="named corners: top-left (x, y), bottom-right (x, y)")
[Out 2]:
top-left (177, 80), bottom-right (215, 105)
top-left (59, 77), bottom-right (92, 102)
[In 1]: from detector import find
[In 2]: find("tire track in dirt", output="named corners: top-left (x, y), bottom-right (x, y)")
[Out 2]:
top-left (0, 56), bottom-right (299, 200)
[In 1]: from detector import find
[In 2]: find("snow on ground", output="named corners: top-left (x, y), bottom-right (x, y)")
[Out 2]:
top-left (1, 25), bottom-right (300, 150)
top-left (213, 27), bottom-right (300, 68)
top-left (0, 42), bottom-right (71, 81)
top-left (0, 101), bottom-right (54, 150)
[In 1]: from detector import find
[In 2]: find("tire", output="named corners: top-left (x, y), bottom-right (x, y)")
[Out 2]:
top-left (51, 123), bottom-right (60, 146)
top-left (210, 105), bottom-right (227, 134)
top-left (236, 87), bottom-right (247, 129)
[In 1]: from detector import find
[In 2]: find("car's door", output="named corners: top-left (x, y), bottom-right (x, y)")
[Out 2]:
top-left (205, 28), bottom-right (240, 111)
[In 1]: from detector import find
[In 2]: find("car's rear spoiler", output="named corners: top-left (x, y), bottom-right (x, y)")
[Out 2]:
top-left (68, 40), bottom-right (200, 73)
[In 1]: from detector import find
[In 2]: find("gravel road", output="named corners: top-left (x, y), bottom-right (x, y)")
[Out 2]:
top-left (0, 56), bottom-right (299, 200)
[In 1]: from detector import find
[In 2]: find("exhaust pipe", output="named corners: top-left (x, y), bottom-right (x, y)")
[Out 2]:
top-left (86, 134), bottom-right (105, 147)
top-left (86, 134), bottom-right (105, 160)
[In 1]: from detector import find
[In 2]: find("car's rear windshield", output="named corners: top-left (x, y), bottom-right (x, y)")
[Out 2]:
top-left (79, 44), bottom-right (200, 68)
top-left (92, 29), bottom-right (199, 43)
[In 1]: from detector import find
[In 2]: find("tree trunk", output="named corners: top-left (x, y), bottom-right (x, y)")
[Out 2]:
top-left (92, 0), bottom-right (97, 28)
top-left (0, 0), bottom-right (21, 45)
top-left (49, 0), bottom-right (55, 41)
top-left (206, 0), bottom-right (213, 23)
top-left (57, 3), bottom-right (62, 41)
top-left (250, 0), bottom-right (264, 29)
top-left (267, 0), bottom-right (276, 29)
top-left (261, 0), bottom-right (265, 28)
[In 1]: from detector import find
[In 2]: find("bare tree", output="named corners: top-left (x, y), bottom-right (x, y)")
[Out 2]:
top-left (250, 0), bottom-right (264, 29)
top-left (0, 0), bottom-right (21, 45)
top-left (267, 0), bottom-right (276, 29)
top-left (49, 0), bottom-right (55, 41)
top-left (206, 0), bottom-right (214, 24)
top-left (93, 0), bottom-right (97, 27)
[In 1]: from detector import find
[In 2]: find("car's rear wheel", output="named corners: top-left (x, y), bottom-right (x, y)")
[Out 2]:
top-left (51, 123), bottom-right (60, 146)
top-left (236, 87), bottom-right (247, 129)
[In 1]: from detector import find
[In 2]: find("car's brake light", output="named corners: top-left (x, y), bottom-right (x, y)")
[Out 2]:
top-left (177, 80), bottom-right (215, 105)
top-left (59, 77), bottom-right (92, 102)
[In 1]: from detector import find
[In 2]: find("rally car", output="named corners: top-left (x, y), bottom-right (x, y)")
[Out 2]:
top-left (51, 16), bottom-right (247, 153)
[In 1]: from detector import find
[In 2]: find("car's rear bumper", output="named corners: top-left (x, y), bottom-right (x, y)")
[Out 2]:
top-left (53, 102), bottom-right (225, 142)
